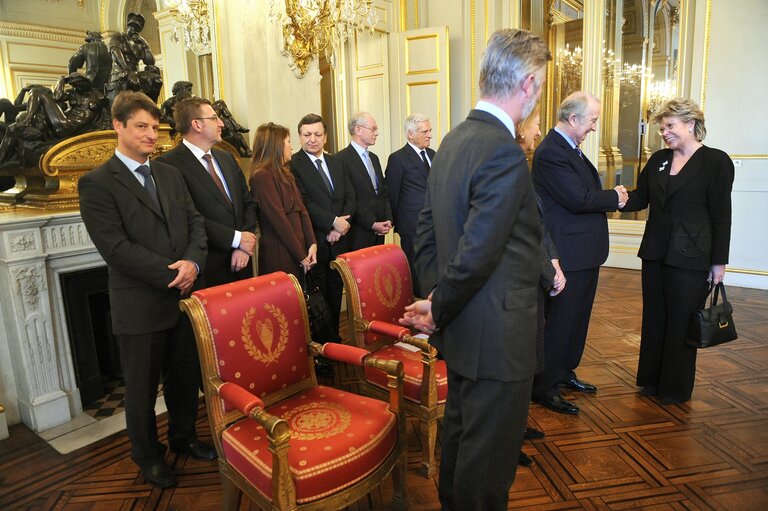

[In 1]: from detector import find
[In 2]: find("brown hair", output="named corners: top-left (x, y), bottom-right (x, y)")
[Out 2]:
top-left (174, 96), bottom-right (211, 135)
top-left (651, 97), bottom-right (707, 142)
top-left (111, 91), bottom-right (160, 125)
top-left (297, 113), bottom-right (326, 134)
top-left (250, 122), bottom-right (293, 184)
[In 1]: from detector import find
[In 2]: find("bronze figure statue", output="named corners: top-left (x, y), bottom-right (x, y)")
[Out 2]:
top-left (105, 13), bottom-right (163, 102)
top-left (68, 31), bottom-right (112, 90)
top-left (212, 99), bottom-right (252, 157)
top-left (160, 80), bottom-right (194, 132)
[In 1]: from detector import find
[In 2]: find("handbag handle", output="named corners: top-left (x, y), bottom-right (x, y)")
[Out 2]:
top-left (710, 282), bottom-right (731, 329)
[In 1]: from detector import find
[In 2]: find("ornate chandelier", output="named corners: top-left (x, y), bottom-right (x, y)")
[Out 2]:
top-left (269, 0), bottom-right (379, 77)
top-left (170, 0), bottom-right (212, 56)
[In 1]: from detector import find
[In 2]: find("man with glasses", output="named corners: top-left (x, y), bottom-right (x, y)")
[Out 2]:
top-left (530, 91), bottom-right (628, 415)
top-left (385, 113), bottom-right (435, 295)
top-left (336, 112), bottom-right (392, 250)
top-left (156, 96), bottom-right (258, 288)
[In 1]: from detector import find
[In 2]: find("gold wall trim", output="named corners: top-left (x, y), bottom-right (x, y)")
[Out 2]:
top-left (729, 154), bottom-right (768, 159)
top-left (414, 0), bottom-right (419, 28)
top-left (400, 0), bottom-right (407, 31)
top-left (213, 0), bottom-right (225, 99)
top-left (0, 22), bottom-right (83, 44)
top-left (727, 267), bottom-right (768, 277)
top-left (700, 0), bottom-right (711, 110)
top-left (100, 0), bottom-right (106, 32)
top-left (470, 0), bottom-right (476, 105)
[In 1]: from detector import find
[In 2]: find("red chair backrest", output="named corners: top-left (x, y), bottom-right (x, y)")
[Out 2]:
top-left (191, 272), bottom-right (313, 403)
top-left (337, 244), bottom-right (413, 347)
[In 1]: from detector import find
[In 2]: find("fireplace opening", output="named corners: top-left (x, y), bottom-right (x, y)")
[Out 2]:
top-left (60, 267), bottom-right (123, 407)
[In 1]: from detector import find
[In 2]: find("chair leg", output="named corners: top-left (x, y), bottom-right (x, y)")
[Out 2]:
top-left (220, 473), bottom-right (242, 511)
top-left (419, 416), bottom-right (438, 478)
top-left (391, 447), bottom-right (408, 510)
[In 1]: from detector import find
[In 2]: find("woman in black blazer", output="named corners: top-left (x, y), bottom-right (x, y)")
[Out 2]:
top-left (621, 98), bottom-right (734, 404)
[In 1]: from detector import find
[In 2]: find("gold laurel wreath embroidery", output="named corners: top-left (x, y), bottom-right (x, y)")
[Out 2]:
top-left (374, 264), bottom-right (402, 310)
top-left (282, 401), bottom-right (351, 440)
top-left (241, 304), bottom-right (289, 365)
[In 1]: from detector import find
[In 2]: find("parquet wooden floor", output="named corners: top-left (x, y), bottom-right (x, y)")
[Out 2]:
top-left (1, 268), bottom-right (766, 510)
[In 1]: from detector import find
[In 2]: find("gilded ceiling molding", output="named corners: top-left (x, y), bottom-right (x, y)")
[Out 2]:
top-left (0, 22), bottom-right (83, 44)
top-left (700, 0), bottom-right (711, 110)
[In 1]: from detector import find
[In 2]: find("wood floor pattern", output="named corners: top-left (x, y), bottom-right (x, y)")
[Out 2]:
top-left (1, 268), bottom-right (767, 510)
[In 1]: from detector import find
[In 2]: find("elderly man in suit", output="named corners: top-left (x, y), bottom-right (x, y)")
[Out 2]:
top-left (385, 113), bottom-right (434, 295)
top-left (155, 96), bottom-right (258, 287)
top-left (335, 112), bottom-right (392, 250)
top-left (78, 92), bottom-right (215, 489)
top-left (401, 29), bottom-right (551, 510)
top-left (531, 91), bottom-right (628, 415)
top-left (290, 113), bottom-right (356, 341)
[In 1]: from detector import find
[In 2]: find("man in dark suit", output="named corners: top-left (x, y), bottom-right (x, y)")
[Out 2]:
top-left (78, 92), bottom-right (216, 489)
top-left (402, 29), bottom-right (551, 510)
top-left (385, 113), bottom-right (434, 294)
top-left (155, 96), bottom-right (258, 287)
top-left (531, 91), bottom-right (628, 415)
top-left (290, 113), bottom-right (356, 340)
top-left (336, 112), bottom-right (392, 250)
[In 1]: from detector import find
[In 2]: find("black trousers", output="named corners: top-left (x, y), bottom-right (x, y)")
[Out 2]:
top-left (117, 316), bottom-right (200, 468)
top-left (637, 260), bottom-right (709, 402)
top-left (399, 232), bottom-right (421, 297)
top-left (313, 243), bottom-right (344, 340)
top-left (532, 266), bottom-right (600, 399)
top-left (438, 368), bottom-right (532, 511)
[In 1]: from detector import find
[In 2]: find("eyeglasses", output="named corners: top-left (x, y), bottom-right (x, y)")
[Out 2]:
top-left (194, 115), bottom-right (220, 122)
top-left (359, 125), bottom-right (379, 134)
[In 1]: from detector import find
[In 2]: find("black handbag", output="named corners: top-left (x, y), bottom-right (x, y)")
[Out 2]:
top-left (687, 282), bottom-right (738, 348)
top-left (301, 270), bottom-right (335, 341)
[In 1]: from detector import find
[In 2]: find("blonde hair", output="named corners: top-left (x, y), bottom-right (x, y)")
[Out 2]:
top-left (651, 98), bottom-right (706, 141)
top-left (515, 103), bottom-right (540, 145)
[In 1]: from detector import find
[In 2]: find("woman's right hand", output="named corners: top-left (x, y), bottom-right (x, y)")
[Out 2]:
top-left (300, 244), bottom-right (318, 272)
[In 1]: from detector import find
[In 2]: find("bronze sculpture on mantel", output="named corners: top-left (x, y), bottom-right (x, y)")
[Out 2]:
top-left (105, 13), bottom-right (163, 103)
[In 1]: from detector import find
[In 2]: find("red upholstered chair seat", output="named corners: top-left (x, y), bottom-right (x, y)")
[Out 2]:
top-left (363, 345), bottom-right (448, 404)
top-left (222, 385), bottom-right (397, 504)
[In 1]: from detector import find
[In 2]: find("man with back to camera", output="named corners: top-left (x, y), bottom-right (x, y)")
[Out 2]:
top-left (155, 95), bottom-right (258, 287)
top-left (335, 111), bottom-right (392, 250)
top-left (289, 113), bottom-right (356, 342)
top-left (385, 113), bottom-right (435, 295)
top-left (400, 29), bottom-right (551, 510)
top-left (531, 91), bottom-right (628, 415)
top-left (78, 91), bottom-right (216, 489)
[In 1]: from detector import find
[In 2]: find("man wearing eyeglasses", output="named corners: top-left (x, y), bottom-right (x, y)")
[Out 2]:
top-left (155, 96), bottom-right (258, 288)
top-left (336, 112), bottom-right (392, 250)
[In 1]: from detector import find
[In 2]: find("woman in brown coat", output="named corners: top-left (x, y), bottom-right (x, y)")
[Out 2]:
top-left (249, 122), bottom-right (317, 280)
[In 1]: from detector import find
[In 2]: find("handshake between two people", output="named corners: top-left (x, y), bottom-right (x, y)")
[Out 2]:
top-left (614, 185), bottom-right (628, 209)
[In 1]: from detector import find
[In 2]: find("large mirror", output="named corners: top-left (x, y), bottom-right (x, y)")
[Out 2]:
top-left (526, 0), bottom-right (684, 221)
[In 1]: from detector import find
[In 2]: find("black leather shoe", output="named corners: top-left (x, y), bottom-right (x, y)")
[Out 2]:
top-left (171, 439), bottom-right (217, 460)
top-left (141, 461), bottom-right (178, 488)
top-left (518, 451), bottom-right (533, 467)
top-left (562, 378), bottom-right (597, 394)
top-left (524, 426), bottom-right (545, 440)
top-left (537, 395), bottom-right (579, 415)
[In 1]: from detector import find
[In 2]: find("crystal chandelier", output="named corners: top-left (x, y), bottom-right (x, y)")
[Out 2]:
top-left (170, 0), bottom-right (212, 56)
top-left (646, 79), bottom-right (676, 116)
top-left (269, 0), bottom-right (379, 77)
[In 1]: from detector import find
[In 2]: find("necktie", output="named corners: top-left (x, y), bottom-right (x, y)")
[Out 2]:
top-left (202, 153), bottom-right (231, 205)
top-left (575, 146), bottom-right (586, 161)
top-left (420, 150), bottom-right (430, 172)
top-left (135, 164), bottom-right (160, 210)
top-left (315, 158), bottom-right (334, 193)
top-left (362, 150), bottom-right (379, 194)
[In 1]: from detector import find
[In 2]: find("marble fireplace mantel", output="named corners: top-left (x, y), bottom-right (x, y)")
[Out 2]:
top-left (0, 208), bottom-right (105, 434)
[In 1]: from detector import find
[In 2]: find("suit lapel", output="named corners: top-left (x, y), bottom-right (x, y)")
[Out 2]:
top-left (667, 146), bottom-right (706, 199)
top-left (176, 144), bottom-right (232, 211)
top-left (552, 130), bottom-right (602, 188)
top-left (110, 156), bottom-right (165, 218)
top-left (346, 145), bottom-right (376, 194)
top-left (404, 144), bottom-right (429, 179)
top-left (296, 150), bottom-right (333, 198)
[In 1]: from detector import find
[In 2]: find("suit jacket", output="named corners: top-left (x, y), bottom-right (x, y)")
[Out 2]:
top-left (78, 155), bottom-right (207, 335)
top-left (290, 150), bottom-right (356, 261)
top-left (414, 109), bottom-right (540, 382)
top-left (623, 146), bottom-right (733, 271)
top-left (336, 144), bottom-right (392, 249)
top-left (386, 144), bottom-right (435, 239)
top-left (155, 143), bottom-right (258, 287)
top-left (532, 129), bottom-right (619, 272)
top-left (249, 166), bottom-right (316, 279)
